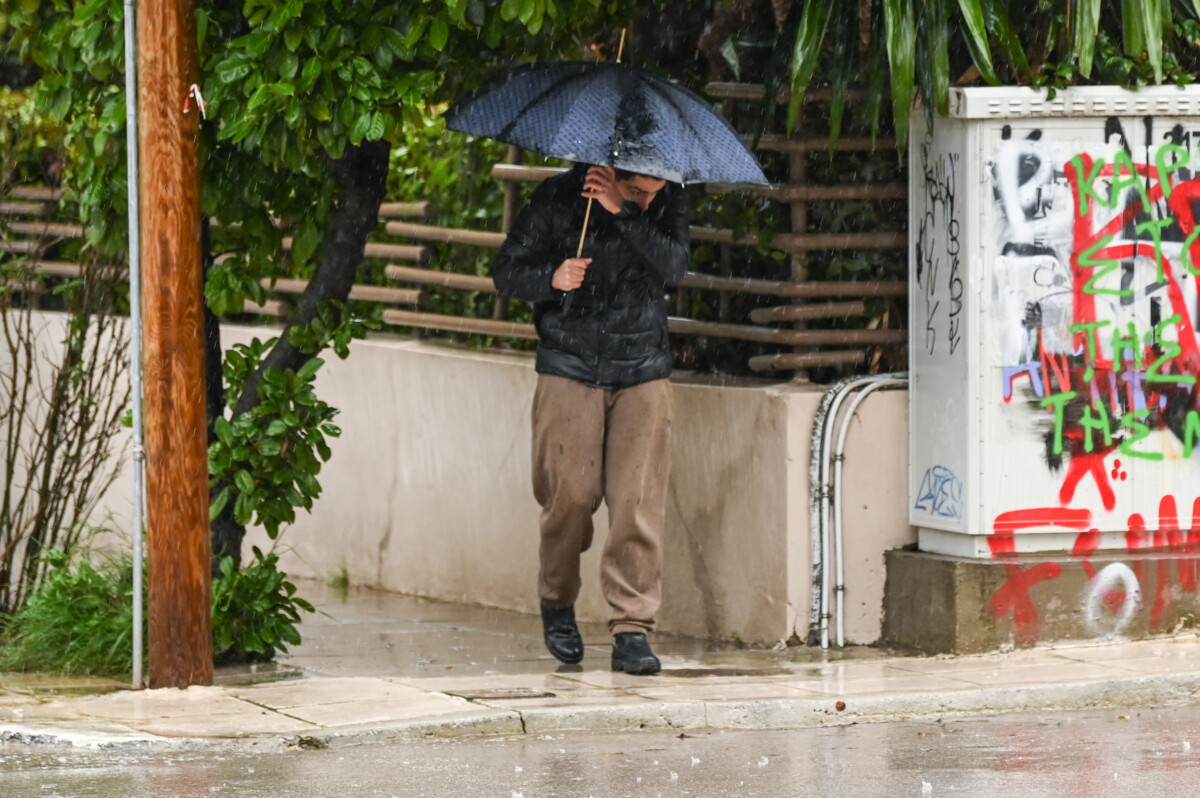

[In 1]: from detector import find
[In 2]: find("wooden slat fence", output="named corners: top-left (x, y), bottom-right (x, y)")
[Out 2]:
top-left (2, 88), bottom-right (908, 376)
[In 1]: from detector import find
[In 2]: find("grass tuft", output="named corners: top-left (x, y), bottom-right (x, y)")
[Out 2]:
top-left (0, 550), bottom-right (140, 678)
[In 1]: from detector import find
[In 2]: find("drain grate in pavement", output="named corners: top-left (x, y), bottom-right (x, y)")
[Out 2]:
top-left (660, 668), bottom-right (792, 678)
top-left (444, 688), bottom-right (557, 701)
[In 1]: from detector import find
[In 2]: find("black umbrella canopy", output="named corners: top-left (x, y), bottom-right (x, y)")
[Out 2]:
top-left (447, 61), bottom-right (769, 186)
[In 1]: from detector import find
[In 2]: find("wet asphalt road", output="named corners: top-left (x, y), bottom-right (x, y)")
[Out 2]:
top-left (5, 704), bottom-right (1200, 797)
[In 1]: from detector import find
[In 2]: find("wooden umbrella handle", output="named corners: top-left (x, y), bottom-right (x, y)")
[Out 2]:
top-left (575, 29), bottom-right (624, 259)
top-left (576, 196), bottom-right (593, 258)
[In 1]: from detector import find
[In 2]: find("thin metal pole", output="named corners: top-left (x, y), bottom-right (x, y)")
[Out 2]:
top-left (123, 0), bottom-right (145, 690)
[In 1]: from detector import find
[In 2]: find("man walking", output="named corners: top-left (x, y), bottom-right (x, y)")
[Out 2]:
top-left (494, 162), bottom-right (690, 675)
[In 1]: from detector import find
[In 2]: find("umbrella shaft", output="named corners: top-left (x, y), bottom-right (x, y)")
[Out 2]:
top-left (576, 196), bottom-right (594, 258)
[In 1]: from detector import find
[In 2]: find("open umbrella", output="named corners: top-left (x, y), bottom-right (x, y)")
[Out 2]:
top-left (446, 61), bottom-right (769, 187)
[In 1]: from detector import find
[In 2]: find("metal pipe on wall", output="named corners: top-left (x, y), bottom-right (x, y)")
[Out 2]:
top-left (806, 375), bottom-right (878, 645)
top-left (808, 372), bottom-right (906, 648)
top-left (123, 0), bottom-right (145, 690)
top-left (832, 377), bottom-right (907, 647)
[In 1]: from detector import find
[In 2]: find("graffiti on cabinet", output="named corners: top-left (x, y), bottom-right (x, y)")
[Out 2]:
top-left (988, 495), bottom-right (1200, 643)
top-left (990, 119), bottom-right (1200, 476)
top-left (914, 465), bottom-right (964, 520)
top-left (917, 144), bottom-right (964, 357)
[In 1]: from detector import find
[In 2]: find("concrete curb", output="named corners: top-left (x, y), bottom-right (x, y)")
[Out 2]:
top-left (5, 671), bottom-right (1199, 752)
top-left (501, 671), bottom-right (1200, 738)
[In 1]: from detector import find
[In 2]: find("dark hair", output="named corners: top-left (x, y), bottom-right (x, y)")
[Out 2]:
top-left (614, 167), bottom-right (667, 183)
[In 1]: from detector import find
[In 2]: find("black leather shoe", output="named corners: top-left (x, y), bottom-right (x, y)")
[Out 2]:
top-left (611, 632), bottom-right (661, 675)
top-left (541, 604), bottom-right (584, 664)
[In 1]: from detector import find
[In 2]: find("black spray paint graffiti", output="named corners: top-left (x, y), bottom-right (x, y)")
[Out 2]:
top-left (989, 117), bottom-right (1200, 492)
top-left (917, 143), bottom-right (963, 356)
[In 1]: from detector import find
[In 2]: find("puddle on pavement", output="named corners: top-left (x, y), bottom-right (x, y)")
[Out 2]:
top-left (1, 660), bottom-right (300, 697)
top-left (0, 672), bottom-right (126, 697)
top-left (1, 580), bottom-right (922, 697)
top-left (213, 661), bottom-right (303, 687)
top-left (283, 578), bottom-right (909, 680)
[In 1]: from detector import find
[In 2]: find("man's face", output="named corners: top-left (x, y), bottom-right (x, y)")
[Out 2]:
top-left (615, 174), bottom-right (668, 211)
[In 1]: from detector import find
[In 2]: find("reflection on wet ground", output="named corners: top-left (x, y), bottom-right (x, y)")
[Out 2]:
top-left (279, 578), bottom-right (895, 682)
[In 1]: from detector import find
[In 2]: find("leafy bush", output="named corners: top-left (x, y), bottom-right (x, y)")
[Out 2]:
top-left (387, 105), bottom-right (514, 327)
top-left (0, 87), bottom-right (60, 188)
top-left (0, 546), bottom-right (314, 677)
top-left (212, 547), bottom-right (314, 665)
top-left (208, 337), bottom-right (343, 540)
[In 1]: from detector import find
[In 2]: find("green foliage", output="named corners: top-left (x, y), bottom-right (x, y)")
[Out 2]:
top-left (881, 0), bottom-right (917, 149)
top-left (0, 549), bottom-right (137, 678)
top-left (387, 105), bottom-right (513, 327)
top-left (780, 0), bottom-right (1200, 150)
top-left (0, 87), bottom-right (60, 187)
top-left (328, 563), bottom-right (349, 591)
top-left (4, 0), bottom-right (614, 330)
top-left (208, 338), bottom-right (341, 538)
top-left (0, 545), bottom-right (315, 675)
top-left (389, 109), bottom-right (509, 226)
top-left (5, 0), bottom-right (130, 256)
top-left (286, 299), bottom-right (377, 358)
top-left (212, 546), bottom-right (314, 664)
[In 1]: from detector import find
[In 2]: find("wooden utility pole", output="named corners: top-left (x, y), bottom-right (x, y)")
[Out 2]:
top-left (138, 0), bottom-right (213, 688)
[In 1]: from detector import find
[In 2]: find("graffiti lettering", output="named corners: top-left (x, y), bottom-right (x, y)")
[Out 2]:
top-left (988, 495), bottom-right (1200, 643)
top-left (948, 217), bottom-right (963, 355)
top-left (914, 465), bottom-right (963, 519)
top-left (992, 119), bottom-right (1200, 478)
top-left (1083, 563), bottom-right (1141, 636)
top-left (988, 508), bottom-right (1089, 642)
top-left (918, 143), bottom-right (962, 357)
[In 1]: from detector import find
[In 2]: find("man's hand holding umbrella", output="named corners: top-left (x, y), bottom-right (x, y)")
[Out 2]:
top-left (554, 165), bottom-right (667, 292)
top-left (551, 255), bottom-right (591, 291)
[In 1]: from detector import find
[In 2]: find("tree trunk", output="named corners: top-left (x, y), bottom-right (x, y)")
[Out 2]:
top-left (202, 219), bottom-right (237, 574)
top-left (211, 139), bottom-right (391, 567)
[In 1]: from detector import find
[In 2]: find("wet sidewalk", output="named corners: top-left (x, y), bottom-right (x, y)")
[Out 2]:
top-left (3, 580), bottom-right (1200, 751)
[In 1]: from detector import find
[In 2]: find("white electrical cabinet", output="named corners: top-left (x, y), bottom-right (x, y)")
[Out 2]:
top-left (910, 87), bottom-right (1200, 557)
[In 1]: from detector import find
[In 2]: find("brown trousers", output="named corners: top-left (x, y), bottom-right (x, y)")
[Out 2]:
top-left (531, 375), bottom-right (673, 635)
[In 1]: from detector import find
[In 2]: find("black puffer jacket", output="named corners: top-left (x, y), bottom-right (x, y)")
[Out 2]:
top-left (493, 165), bottom-right (690, 389)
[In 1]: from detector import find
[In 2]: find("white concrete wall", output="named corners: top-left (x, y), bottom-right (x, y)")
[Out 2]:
top-left (11, 312), bottom-right (915, 645)
top-left (229, 328), bottom-right (915, 645)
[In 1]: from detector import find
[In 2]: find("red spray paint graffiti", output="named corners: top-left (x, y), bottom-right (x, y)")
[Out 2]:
top-left (990, 496), bottom-right (1200, 640)
top-left (984, 126), bottom-right (1200, 642)
top-left (989, 508), bottom-right (1091, 643)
